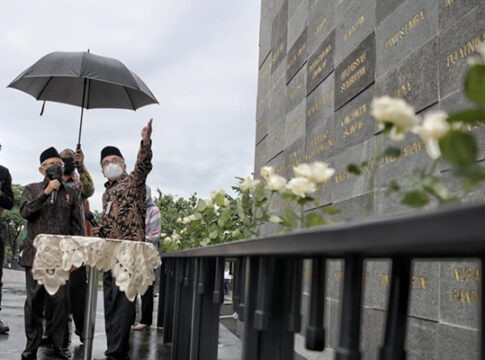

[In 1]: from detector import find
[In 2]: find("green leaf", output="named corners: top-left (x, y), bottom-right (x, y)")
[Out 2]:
top-left (465, 64), bottom-right (485, 107)
top-left (439, 130), bottom-right (477, 166)
top-left (282, 208), bottom-right (299, 228)
top-left (255, 185), bottom-right (266, 202)
top-left (215, 193), bottom-right (225, 207)
top-left (347, 163), bottom-right (361, 175)
top-left (401, 190), bottom-right (430, 208)
top-left (305, 213), bottom-right (331, 228)
top-left (447, 109), bottom-right (485, 124)
top-left (322, 206), bottom-right (340, 215)
top-left (197, 199), bottom-right (207, 212)
top-left (280, 190), bottom-right (293, 199)
top-left (383, 147), bottom-right (401, 158)
top-left (209, 230), bottom-right (218, 239)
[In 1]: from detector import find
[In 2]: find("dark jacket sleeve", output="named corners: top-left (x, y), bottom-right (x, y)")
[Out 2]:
top-left (20, 185), bottom-right (48, 221)
top-left (70, 189), bottom-right (85, 236)
top-left (0, 167), bottom-right (14, 210)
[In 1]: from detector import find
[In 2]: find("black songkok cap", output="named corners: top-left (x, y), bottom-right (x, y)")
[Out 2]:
top-left (40, 147), bottom-right (60, 164)
top-left (101, 146), bottom-right (124, 163)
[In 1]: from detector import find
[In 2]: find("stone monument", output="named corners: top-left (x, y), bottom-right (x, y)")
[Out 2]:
top-left (254, 1), bottom-right (485, 359)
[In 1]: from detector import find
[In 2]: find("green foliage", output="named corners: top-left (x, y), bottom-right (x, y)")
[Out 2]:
top-left (439, 130), bottom-right (477, 166)
top-left (465, 64), bottom-right (485, 107)
top-left (401, 190), bottom-right (430, 207)
top-left (1, 184), bottom-right (26, 265)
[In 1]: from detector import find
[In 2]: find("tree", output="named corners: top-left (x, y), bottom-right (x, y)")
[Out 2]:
top-left (154, 189), bottom-right (198, 251)
top-left (1, 184), bottom-right (26, 266)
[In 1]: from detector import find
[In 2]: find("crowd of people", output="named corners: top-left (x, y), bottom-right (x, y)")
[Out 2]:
top-left (0, 118), bottom-right (162, 360)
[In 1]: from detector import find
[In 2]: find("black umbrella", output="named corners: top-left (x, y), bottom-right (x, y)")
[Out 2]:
top-left (7, 50), bottom-right (158, 147)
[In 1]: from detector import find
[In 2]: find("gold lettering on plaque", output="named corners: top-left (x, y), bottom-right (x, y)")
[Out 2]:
top-left (310, 44), bottom-right (332, 80)
top-left (453, 267), bottom-right (481, 282)
top-left (289, 81), bottom-right (303, 100)
top-left (307, 90), bottom-right (335, 117)
top-left (314, 16), bottom-right (329, 36)
top-left (341, 103), bottom-right (368, 138)
top-left (257, 90), bottom-right (270, 109)
top-left (379, 141), bottom-right (425, 166)
top-left (451, 288), bottom-right (481, 305)
top-left (393, 81), bottom-right (412, 99)
top-left (272, 70), bottom-right (285, 91)
top-left (288, 41), bottom-right (307, 71)
top-left (344, 16), bottom-right (365, 42)
top-left (287, 117), bottom-right (304, 134)
top-left (443, 0), bottom-right (455, 8)
top-left (271, 42), bottom-right (285, 67)
top-left (385, 10), bottom-right (425, 52)
top-left (446, 33), bottom-right (485, 67)
top-left (340, 51), bottom-right (367, 93)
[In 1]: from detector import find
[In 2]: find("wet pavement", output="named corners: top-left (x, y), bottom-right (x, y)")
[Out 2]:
top-left (0, 269), bottom-right (172, 360)
top-left (0, 269), bottom-right (242, 360)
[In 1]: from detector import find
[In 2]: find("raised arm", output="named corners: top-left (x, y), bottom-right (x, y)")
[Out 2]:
top-left (134, 119), bottom-right (153, 187)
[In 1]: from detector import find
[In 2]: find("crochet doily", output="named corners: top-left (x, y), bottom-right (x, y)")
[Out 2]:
top-left (32, 234), bottom-right (162, 301)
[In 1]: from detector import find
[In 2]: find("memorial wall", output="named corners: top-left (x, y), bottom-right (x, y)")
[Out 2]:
top-left (253, 1), bottom-right (485, 359)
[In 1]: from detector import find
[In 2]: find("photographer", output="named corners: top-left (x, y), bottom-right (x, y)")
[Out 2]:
top-left (19, 147), bottom-right (84, 360)
top-left (0, 141), bottom-right (14, 334)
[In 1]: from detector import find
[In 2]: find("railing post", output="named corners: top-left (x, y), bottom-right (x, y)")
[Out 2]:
top-left (481, 256), bottom-right (484, 360)
top-left (213, 256), bottom-right (225, 304)
top-left (285, 258), bottom-right (303, 334)
top-left (172, 258), bottom-right (193, 360)
top-left (242, 257), bottom-right (297, 360)
top-left (163, 258), bottom-right (175, 344)
top-left (157, 260), bottom-right (166, 327)
top-left (188, 257), bottom-right (220, 360)
top-left (241, 256), bottom-right (259, 360)
top-left (379, 257), bottom-right (411, 360)
top-left (190, 258), bottom-right (201, 360)
top-left (336, 256), bottom-right (364, 360)
top-left (306, 257), bottom-right (326, 351)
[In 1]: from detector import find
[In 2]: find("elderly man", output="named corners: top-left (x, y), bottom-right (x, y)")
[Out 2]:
top-left (20, 147), bottom-right (84, 360)
top-left (95, 119), bottom-right (153, 360)
top-left (0, 141), bottom-right (14, 334)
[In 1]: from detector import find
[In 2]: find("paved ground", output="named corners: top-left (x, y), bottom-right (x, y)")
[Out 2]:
top-left (0, 269), bottom-right (242, 360)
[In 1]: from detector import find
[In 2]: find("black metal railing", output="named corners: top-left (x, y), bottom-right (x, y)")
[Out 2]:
top-left (158, 202), bottom-right (485, 360)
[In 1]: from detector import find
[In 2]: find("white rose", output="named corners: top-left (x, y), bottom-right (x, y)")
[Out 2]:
top-left (293, 163), bottom-right (312, 178)
top-left (200, 238), bottom-right (211, 246)
top-left (371, 96), bottom-right (418, 140)
top-left (266, 174), bottom-right (287, 192)
top-left (163, 236), bottom-right (172, 244)
top-left (204, 198), bottom-right (214, 208)
top-left (414, 110), bottom-right (450, 159)
top-left (223, 198), bottom-right (230, 207)
top-left (260, 166), bottom-right (275, 179)
top-left (176, 217), bottom-right (182, 223)
top-left (239, 176), bottom-right (261, 192)
top-left (286, 177), bottom-right (317, 198)
top-left (308, 162), bottom-right (335, 183)
top-left (210, 189), bottom-right (225, 199)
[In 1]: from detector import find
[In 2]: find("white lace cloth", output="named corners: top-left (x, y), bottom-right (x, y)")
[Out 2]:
top-left (32, 234), bottom-right (162, 301)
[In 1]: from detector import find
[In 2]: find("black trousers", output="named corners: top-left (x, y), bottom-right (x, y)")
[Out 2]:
top-left (0, 237), bottom-right (4, 312)
top-left (69, 266), bottom-right (87, 336)
top-left (24, 267), bottom-right (69, 352)
top-left (103, 271), bottom-right (135, 360)
top-left (139, 284), bottom-right (153, 326)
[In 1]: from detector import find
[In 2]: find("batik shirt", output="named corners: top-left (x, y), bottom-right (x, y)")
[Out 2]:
top-left (145, 204), bottom-right (161, 248)
top-left (102, 141), bottom-right (153, 242)
top-left (20, 179), bottom-right (84, 267)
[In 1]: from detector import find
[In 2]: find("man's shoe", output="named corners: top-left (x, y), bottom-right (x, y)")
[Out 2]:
top-left (132, 323), bottom-right (149, 331)
top-left (74, 329), bottom-right (84, 344)
top-left (21, 350), bottom-right (37, 360)
top-left (53, 346), bottom-right (71, 359)
top-left (0, 319), bottom-right (9, 333)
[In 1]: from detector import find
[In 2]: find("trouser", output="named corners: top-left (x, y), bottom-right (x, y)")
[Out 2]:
top-left (139, 283), bottom-right (154, 326)
top-left (69, 265), bottom-right (87, 336)
top-left (103, 271), bottom-right (135, 360)
top-left (24, 267), bottom-right (69, 352)
top-left (0, 236), bottom-right (4, 311)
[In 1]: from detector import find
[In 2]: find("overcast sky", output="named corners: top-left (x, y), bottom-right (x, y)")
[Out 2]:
top-left (0, 1), bottom-right (260, 211)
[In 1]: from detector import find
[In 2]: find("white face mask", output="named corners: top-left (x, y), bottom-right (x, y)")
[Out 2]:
top-left (103, 163), bottom-right (123, 180)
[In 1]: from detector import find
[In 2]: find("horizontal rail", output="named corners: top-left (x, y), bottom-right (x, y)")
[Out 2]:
top-left (162, 202), bottom-right (485, 258)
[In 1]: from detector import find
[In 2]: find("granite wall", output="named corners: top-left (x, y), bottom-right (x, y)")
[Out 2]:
top-left (254, 1), bottom-right (485, 359)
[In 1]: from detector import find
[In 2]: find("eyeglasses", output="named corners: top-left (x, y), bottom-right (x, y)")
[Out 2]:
top-left (42, 160), bottom-right (64, 168)
top-left (101, 158), bottom-right (124, 167)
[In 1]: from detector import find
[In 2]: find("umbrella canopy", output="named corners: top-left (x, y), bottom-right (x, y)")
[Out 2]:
top-left (8, 51), bottom-right (158, 110)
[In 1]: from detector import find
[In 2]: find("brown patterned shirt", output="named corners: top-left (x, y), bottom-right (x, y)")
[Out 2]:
top-left (20, 179), bottom-right (84, 267)
top-left (101, 141), bottom-right (153, 242)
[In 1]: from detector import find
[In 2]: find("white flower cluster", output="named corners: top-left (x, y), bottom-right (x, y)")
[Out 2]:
top-left (371, 96), bottom-right (451, 159)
